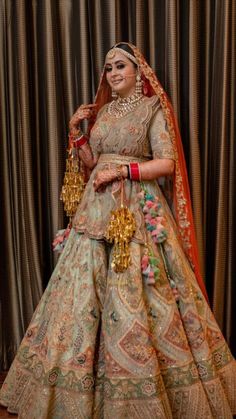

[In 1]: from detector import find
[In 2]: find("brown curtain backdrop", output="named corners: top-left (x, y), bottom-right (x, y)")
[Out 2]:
top-left (0, 0), bottom-right (235, 370)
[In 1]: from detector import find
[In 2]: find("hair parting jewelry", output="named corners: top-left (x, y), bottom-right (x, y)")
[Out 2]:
top-left (106, 47), bottom-right (138, 65)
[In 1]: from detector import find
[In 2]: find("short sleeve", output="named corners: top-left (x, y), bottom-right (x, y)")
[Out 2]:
top-left (89, 104), bottom-right (109, 157)
top-left (149, 107), bottom-right (175, 160)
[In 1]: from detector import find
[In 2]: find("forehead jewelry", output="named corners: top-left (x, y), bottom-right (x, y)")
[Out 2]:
top-left (106, 47), bottom-right (138, 65)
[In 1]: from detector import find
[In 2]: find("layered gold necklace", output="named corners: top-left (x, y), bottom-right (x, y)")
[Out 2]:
top-left (107, 93), bottom-right (144, 118)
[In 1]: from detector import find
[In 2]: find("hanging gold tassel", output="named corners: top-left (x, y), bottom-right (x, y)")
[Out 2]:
top-left (60, 147), bottom-right (85, 220)
top-left (105, 180), bottom-right (136, 272)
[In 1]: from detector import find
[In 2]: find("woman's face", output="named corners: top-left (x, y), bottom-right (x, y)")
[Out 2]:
top-left (105, 51), bottom-right (137, 98)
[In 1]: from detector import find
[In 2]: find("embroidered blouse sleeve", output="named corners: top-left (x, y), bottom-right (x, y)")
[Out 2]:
top-left (148, 107), bottom-right (175, 160)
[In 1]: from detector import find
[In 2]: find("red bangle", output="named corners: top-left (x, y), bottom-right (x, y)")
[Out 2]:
top-left (129, 162), bottom-right (140, 181)
top-left (73, 134), bottom-right (88, 148)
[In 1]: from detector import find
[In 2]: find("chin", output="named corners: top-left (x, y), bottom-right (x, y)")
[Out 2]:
top-left (115, 88), bottom-right (134, 97)
top-left (113, 86), bottom-right (124, 94)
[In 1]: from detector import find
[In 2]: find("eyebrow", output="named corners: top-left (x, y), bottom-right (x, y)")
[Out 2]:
top-left (105, 60), bottom-right (126, 66)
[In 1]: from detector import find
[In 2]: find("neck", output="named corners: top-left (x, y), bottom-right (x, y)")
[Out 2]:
top-left (117, 92), bottom-right (142, 101)
top-left (117, 88), bottom-right (136, 99)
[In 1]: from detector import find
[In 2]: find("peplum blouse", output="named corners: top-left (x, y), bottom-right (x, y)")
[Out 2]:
top-left (72, 95), bottom-right (175, 242)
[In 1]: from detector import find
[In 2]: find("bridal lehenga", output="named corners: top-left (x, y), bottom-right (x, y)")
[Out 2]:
top-left (1, 44), bottom-right (235, 418)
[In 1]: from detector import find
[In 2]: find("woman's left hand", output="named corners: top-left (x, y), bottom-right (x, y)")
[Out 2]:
top-left (93, 166), bottom-right (128, 191)
top-left (93, 169), bottom-right (116, 192)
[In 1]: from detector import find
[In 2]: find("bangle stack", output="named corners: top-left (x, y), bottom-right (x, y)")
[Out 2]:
top-left (129, 162), bottom-right (141, 181)
top-left (72, 132), bottom-right (88, 148)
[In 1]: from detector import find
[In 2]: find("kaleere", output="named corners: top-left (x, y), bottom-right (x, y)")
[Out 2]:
top-left (53, 136), bottom-right (86, 252)
top-left (60, 142), bottom-right (86, 219)
top-left (105, 180), bottom-right (136, 272)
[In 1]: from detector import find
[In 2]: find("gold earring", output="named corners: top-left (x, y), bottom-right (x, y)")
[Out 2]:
top-left (112, 88), bottom-right (118, 99)
top-left (135, 73), bottom-right (142, 95)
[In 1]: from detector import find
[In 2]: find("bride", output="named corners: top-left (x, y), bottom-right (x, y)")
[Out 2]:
top-left (1, 42), bottom-right (235, 418)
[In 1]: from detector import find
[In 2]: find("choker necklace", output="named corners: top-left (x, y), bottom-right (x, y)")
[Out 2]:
top-left (107, 93), bottom-right (145, 118)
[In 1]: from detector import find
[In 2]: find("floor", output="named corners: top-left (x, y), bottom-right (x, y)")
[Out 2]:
top-left (0, 374), bottom-right (17, 418)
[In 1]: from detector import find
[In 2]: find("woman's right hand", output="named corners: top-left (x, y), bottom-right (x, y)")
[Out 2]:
top-left (69, 104), bottom-right (97, 133)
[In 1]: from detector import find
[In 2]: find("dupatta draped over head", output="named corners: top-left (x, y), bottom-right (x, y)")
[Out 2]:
top-left (88, 42), bottom-right (208, 301)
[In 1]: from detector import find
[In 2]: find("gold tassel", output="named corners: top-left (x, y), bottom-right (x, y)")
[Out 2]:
top-left (60, 147), bottom-right (85, 220)
top-left (105, 180), bottom-right (136, 272)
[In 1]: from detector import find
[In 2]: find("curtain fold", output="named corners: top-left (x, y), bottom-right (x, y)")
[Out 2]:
top-left (0, 0), bottom-right (235, 369)
top-left (188, 0), bottom-right (204, 275)
top-left (165, 0), bottom-right (180, 119)
top-left (209, 0), bottom-right (236, 347)
top-left (226, 0), bottom-right (236, 349)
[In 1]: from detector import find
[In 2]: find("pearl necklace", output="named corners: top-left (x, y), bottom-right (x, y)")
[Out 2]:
top-left (107, 93), bottom-right (145, 118)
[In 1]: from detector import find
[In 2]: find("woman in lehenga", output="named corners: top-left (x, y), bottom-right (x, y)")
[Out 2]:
top-left (0, 42), bottom-right (236, 418)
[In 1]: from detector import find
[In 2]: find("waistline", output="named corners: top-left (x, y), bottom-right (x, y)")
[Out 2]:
top-left (97, 153), bottom-right (148, 165)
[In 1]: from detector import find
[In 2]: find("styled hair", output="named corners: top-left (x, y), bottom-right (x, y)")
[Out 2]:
top-left (109, 43), bottom-right (137, 67)
top-left (114, 43), bottom-right (135, 57)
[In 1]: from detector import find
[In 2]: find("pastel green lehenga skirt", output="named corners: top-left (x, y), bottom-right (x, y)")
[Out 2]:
top-left (0, 189), bottom-right (236, 418)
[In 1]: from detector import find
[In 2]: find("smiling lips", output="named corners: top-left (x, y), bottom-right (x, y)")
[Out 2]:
top-left (111, 78), bottom-right (124, 85)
